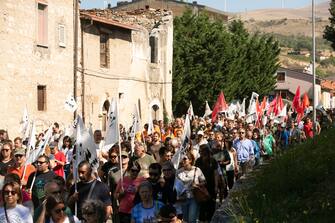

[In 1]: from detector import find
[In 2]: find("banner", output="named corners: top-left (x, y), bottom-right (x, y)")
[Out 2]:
top-left (64, 94), bottom-right (78, 113)
top-left (104, 99), bottom-right (119, 150)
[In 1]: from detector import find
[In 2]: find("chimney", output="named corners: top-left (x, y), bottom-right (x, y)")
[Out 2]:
top-left (193, 1), bottom-right (197, 5)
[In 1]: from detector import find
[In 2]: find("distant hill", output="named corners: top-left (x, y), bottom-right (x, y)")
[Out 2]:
top-left (237, 0), bottom-right (330, 21)
top-left (230, 0), bottom-right (335, 77)
top-left (233, 0), bottom-right (331, 37)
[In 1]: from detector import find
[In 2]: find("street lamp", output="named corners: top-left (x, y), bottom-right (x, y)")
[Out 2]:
top-left (312, 0), bottom-right (316, 139)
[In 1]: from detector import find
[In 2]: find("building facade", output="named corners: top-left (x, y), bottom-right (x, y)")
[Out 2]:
top-left (0, 0), bottom-right (74, 137)
top-left (79, 9), bottom-right (173, 133)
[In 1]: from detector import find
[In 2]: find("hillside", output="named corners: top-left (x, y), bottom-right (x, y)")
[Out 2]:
top-left (231, 0), bottom-right (335, 77)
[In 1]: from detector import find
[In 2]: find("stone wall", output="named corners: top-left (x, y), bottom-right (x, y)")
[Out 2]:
top-left (0, 0), bottom-right (74, 137)
top-left (80, 14), bottom-right (173, 133)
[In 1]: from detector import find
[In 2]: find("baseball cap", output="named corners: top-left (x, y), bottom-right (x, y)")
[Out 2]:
top-left (14, 148), bottom-right (26, 156)
top-left (121, 151), bottom-right (129, 158)
top-left (49, 142), bottom-right (58, 149)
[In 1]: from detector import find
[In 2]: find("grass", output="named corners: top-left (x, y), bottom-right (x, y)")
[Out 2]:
top-left (226, 128), bottom-right (335, 223)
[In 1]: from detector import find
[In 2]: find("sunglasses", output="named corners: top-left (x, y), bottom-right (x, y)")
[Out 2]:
top-left (3, 190), bottom-right (17, 196)
top-left (121, 155), bottom-right (128, 159)
top-left (1, 149), bottom-right (10, 152)
top-left (15, 154), bottom-right (24, 158)
top-left (239, 132), bottom-right (245, 134)
top-left (149, 172), bottom-right (159, 176)
top-left (110, 155), bottom-right (117, 159)
top-left (51, 190), bottom-right (62, 195)
top-left (37, 161), bottom-right (47, 165)
top-left (83, 211), bottom-right (95, 216)
top-left (54, 207), bottom-right (66, 214)
top-left (182, 157), bottom-right (189, 161)
top-left (162, 168), bottom-right (172, 172)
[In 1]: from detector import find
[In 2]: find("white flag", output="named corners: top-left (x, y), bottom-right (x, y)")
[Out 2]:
top-left (130, 104), bottom-right (142, 138)
top-left (239, 98), bottom-right (246, 117)
top-left (20, 106), bottom-right (30, 139)
top-left (203, 101), bottom-right (212, 118)
top-left (26, 125), bottom-right (53, 164)
top-left (64, 94), bottom-right (78, 113)
top-left (104, 99), bottom-right (119, 150)
top-left (147, 107), bottom-right (154, 136)
top-left (25, 122), bottom-right (36, 159)
top-left (277, 104), bottom-right (287, 117)
top-left (187, 102), bottom-right (194, 119)
top-left (74, 116), bottom-right (99, 173)
top-left (248, 92), bottom-right (259, 114)
top-left (171, 114), bottom-right (191, 169)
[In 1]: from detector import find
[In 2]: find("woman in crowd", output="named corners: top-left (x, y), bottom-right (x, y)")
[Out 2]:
top-left (176, 152), bottom-right (206, 223)
top-left (131, 181), bottom-right (164, 223)
top-left (37, 194), bottom-right (79, 223)
top-left (0, 142), bottom-right (15, 175)
top-left (195, 144), bottom-right (219, 222)
top-left (114, 161), bottom-right (145, 223)
top-left (263, 128), bottom-right (276, 159)
top-left (61, 136), bottom-right (73, 179)
top-left (81, 199), bottom-right (106, 223)
top-left (225, 140), bottom-right (238, 190)
top-left (0, 181), bottom-right (33, 223)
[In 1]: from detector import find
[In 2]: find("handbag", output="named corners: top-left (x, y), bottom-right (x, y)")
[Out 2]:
top-left (192, 167), bottom-right (210, 202)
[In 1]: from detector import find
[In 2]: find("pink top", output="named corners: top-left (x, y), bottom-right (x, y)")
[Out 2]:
top-left (115, 176), bottom-right (145, 214)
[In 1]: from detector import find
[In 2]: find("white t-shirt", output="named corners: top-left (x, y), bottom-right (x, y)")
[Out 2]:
top-left (176, 166), bottom-right (206, 198)
top-left (0, 204), bottom-right (33, 223)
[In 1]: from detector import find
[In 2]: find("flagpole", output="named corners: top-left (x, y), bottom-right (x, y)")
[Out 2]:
top-left (312, 0), bottom-right (317, 140)
top-left (117, 100), bottom-right (124, 189)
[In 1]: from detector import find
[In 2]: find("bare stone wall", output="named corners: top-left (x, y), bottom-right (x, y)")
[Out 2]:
top-left (0, 0), bottom-right (74, 137)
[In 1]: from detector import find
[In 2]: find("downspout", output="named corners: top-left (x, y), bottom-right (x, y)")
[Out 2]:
top-left (73, 0), bottom-right (79, 120)
top-left (81, 19), bottom-right (94, 124)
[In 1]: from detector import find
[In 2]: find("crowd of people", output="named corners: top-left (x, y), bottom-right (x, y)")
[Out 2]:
top-left (0, 109), bottom-right (331, 223)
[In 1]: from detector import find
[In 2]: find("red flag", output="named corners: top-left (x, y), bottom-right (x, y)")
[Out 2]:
top-left (277, 94), bottom-right (284, 112)
top-left (302, 93), bottom-right (310, 109)
top-left (292, 86), bottom-right (301, 112)
top-left (267, 96), bottom-right (277, 116)
top-left (212, 91), bottom-right (228, 122)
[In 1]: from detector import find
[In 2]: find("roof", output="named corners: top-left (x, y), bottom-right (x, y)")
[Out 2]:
top-left (278, 67), bottom-right (322, 81)
top-left (80, 8), bottom-right (172, 31)
top-left (80, 11), bottom-right (140, 30)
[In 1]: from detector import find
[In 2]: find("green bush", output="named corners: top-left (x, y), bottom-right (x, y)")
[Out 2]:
top-left (232, 128), bottom-right (335, 222)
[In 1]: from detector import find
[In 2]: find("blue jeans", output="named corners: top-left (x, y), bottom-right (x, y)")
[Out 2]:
top-left (181, 198), bottom-right (199, 223)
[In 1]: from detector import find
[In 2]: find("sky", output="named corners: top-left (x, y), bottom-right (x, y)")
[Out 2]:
top-left (81, 0), bottom-right (329, 12)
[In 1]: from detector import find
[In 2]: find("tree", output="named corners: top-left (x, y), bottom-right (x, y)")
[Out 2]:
top-left (172, 11), bottom-right (280, 116)
top-left (324, 0), bottom-right (335, 50)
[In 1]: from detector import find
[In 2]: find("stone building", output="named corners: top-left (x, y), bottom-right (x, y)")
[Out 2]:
top-left (0, 0), bottom-right (74, 137)
top-left (113, 0), bottom-right (228, 21)
top-left (79, 8), bottom-right (173, 133)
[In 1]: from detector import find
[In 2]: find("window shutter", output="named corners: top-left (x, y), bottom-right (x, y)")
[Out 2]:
top-left (59, 24), bottom-right (66, 47)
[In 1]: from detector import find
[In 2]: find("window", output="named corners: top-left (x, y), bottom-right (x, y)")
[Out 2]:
top-left (100, 33), bottom-right (109, 68)
top-left (102, 100), bottom-right (110, 132)
top-left (58, 24), bottom-right (66, 47)
top-left (37, 3), bottom-right (48, 46)
top-left (277, 71), bottom-right (285, 82)
top-left (149, 36), bottom-right (158, 63)
top-left (37, 85), bottom-right (47, 111)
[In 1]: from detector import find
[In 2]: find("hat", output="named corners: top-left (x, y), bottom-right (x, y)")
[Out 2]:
top-left (197, 130), bottom-right (204, 135)
top-left (49, 142), bottom-right (58, 149)
top-left (14, 148), bottom-right (26, 156)
top-left (121, 151), bottom-right (129, 158)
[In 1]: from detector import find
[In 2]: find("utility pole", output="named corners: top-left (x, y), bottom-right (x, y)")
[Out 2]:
top-left (312, 0), bottom-right (317, 140)
top-left (73, 0), bottom-right (79, 120)
top-left (281, 0), bottom-right (285, 9)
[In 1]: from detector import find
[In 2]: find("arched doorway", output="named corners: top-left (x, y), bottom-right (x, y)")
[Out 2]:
top-left (102, 100), bottom-right (110, 132)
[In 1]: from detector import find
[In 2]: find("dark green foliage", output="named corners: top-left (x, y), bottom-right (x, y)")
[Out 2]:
top-left (270, 33), bottom-right (331, 51)
top-left (233, 128), bottom-right (335, 222)
top-left (324, 0), bottom-right (335, 50)
top-left (172, 12), bottom-right (280, 116)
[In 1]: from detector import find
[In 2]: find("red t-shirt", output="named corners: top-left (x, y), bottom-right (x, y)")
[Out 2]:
top-left (115, 176), bottom-right (145, 214)
top-left (304, 123), bottom-right (313, 138)
top-left (53, 151), bottom-right (66, 178)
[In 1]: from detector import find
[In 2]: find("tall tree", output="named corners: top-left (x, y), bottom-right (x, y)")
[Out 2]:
top-left (172, 11), bottom-right (280, 116)
top-left (324, 0), bottom-right (335, 50)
